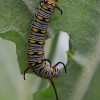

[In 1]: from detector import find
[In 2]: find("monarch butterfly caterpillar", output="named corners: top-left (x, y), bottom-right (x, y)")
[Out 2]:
top-left (24, 0), bottom-right (67, 100)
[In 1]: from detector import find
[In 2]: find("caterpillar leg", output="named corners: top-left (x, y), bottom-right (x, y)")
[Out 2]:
top-left (49, 78), bottom-right (58, 100)
top-left (23, 64), bottom-right (32, 80)
top-left (52, 62), bottom-right (67, 74)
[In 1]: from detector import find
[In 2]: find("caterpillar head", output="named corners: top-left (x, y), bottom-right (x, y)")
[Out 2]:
top-left (44, 0), bottom-right (58, 7)
top-left (43, 0), bottom-right (62, 15)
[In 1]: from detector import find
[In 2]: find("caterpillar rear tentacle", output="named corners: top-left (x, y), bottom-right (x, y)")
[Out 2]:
top-left (24, 64), bottom-right (32, 80)
top-left (24, 67), bottom-right (30, 80)
top-left (49, 77), bottom-right (58, 100)
top-left (52, 62), bottom-right (67, 74)
top-left (41, 59), bottom-right (52, 67)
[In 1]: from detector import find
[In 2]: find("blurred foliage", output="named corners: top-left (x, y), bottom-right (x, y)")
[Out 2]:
top-left (0, 0), bottom-right (100, 100)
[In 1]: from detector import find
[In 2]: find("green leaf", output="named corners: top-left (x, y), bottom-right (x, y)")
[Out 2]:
top-left (0, 0), bottom-right (100, 100)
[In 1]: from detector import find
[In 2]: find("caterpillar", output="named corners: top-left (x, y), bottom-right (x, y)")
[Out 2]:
top-left (24, 0), bottom-right (67, 100)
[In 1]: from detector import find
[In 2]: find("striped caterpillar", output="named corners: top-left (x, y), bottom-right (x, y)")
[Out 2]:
top-left (24, 0), bottom-right (67, 100)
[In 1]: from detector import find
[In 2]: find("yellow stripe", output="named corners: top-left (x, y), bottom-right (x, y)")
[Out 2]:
top-left (37, 15), bottom-right (43, 20)
top-left (41, 64), bottom-right (45, 68)
top-left (37, 52), bottom-right (44, 55)
top-left (36, 70), bottom-right (40, 74)
top-left (41, 30), bottom-right (46, 34)
top-left (42, 74), bottom-right (46, 77)
top-left (52, 3), bottom-right (56, 7)
top-left (50, 9), bottom-right (54, 12)
top-left (42, 5), bottom-right (48, 9)
top-left (38, 60), bottom-right (42, 63)
top-left (51, 68), bottom-right (54, 72)
top-left (32, 28), bottom-right (39, 32)
top-left (32, 63), bottom-right (36, 66)
top-left (38, 41), bottom-right (44, 44)
top-left (45, 19), bottom-right (50, 22)
top-left (29, 40), bottom-right (36, 43)
top-left (46, 67), bottom-right (50, 72)
top-left (28, 52), bottom-right (34, 55)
